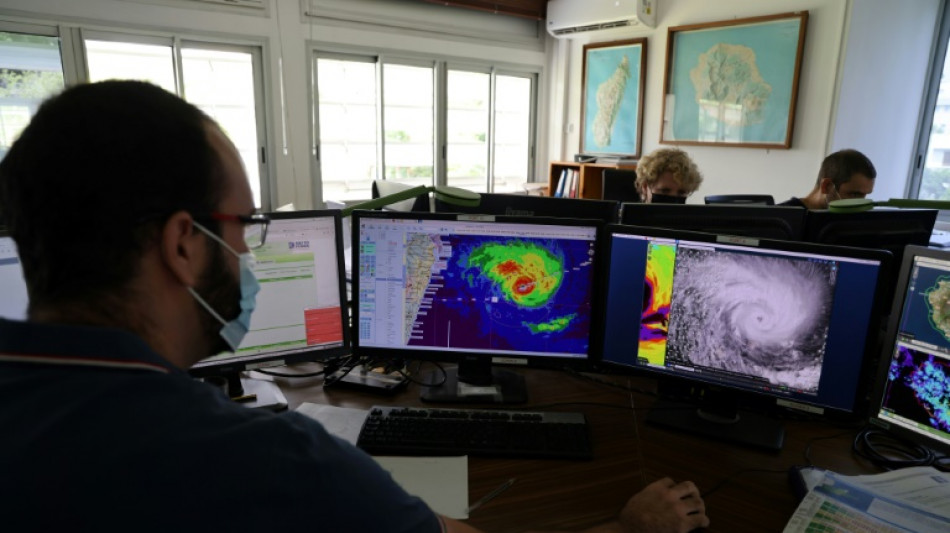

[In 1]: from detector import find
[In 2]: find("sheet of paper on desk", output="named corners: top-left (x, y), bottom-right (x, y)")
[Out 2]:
top-left (294, 403), bottom-right (469, 519)
top-left (295, 402), bottom-right (368, 445)
top-left (373, 455), bottom-right (469, 520)
top-left (783, 466), bottom-right (950, 533)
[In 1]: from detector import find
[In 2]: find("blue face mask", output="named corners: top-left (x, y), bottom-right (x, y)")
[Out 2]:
top-left (188, 222), bottom-right (261, 352)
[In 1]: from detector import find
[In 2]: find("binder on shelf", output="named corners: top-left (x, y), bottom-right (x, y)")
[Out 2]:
top-left (554, 168), bottom-right (569, 197)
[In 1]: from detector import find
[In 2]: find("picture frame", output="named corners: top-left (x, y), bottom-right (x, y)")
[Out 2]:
top-left (660, 11), bottom-right (808, 149)
top-left (581, 38), bottom-right (647, 158)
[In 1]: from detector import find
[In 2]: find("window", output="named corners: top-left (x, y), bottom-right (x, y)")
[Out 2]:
top-left (83, 34), bottom-right (267, 208)
top-left (913, 3), bottom-right (950, 202)
top-left (314, 52), bottom-right (536, 201)
top-left (0, 30), bottom-right (66, 161)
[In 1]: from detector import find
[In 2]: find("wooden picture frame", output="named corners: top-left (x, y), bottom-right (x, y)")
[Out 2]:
top-left (581, 38), bottom-right (646, 158)
top-left (660, 11), bottom-right (808, 149)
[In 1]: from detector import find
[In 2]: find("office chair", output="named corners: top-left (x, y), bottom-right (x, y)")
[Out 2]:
top-left (371, 179), bottom-right (431, 212)
top-left (704, 194), bottom-right (775, 205)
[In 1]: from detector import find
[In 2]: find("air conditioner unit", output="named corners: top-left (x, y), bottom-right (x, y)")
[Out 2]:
top-left (547, 0), bottom-right (657, 38)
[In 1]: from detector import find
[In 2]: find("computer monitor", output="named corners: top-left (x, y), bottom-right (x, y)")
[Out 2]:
top-left (434, 192), bottom-right (620, 224)
top-left (598, 225), bottom-right (890, 450)
top-left (620, 203), bottom-right (806, 240)
top-left (868, 245), bottom-right (950, 456)
top-left (602, 169), bottom-right (640, 203)
top-left (189, 210), bottom-right (350, 409)
top-left (0, 232), bottom-right (28, 321)
top-left (803, 208), bottom-right (937, 309)
top-left (351, 210), bottom-right (602, 403)
top-left (803, 208), bottom-right (937, 267)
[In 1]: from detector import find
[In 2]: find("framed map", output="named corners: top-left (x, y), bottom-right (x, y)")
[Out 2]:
top-left (581, 38), bottom-right (646, 158)
top-left (660, 12), bottom-right (808, 149)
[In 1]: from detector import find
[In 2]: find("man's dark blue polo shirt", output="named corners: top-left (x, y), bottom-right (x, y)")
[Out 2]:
top-left (0, 319), bottom-right (439, 532)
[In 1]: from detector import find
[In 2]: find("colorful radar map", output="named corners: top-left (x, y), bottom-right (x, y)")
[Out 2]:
top-left (405, 234), bottom-right (593, 355)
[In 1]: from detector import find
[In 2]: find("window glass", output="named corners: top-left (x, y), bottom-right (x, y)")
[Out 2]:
top-left (920, 51), bottom-right (950, 201)
top-left (317, 58), bottom-right (378, 201)
top-left (85, 40), bottom-right (176, 92)
top-left (494, 75), bottom-right (531, 193)
top-left (0, 31), bottom-right (65, 160)
top-left (383, 63), bottom-right (433, 188)
top-left (447, 70), bottom-right (489, 192)
top-left (182, 48), bottom-right (262, 206)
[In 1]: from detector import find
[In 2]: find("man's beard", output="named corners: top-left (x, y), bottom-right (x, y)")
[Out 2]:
top-left (194, 241), bottom-right (242, 357)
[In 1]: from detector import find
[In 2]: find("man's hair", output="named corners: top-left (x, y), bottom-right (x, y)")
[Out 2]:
top-left (0, 80), bottom-right (225, 311)
top-left (817, 149), bottom-right (876, 188)
top-left (635, 147), bottom-right (703, 194)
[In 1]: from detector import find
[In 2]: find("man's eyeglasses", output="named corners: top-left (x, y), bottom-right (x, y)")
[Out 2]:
top-left (201, 212), bottom-right (271, 249)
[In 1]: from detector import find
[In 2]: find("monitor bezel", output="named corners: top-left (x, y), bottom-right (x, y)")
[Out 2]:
top-left (868, 244), bottom-right (950, 455)
top-left (619, 203), bottom-right (807, 241)
top-left (189, 209), bottom-right (351, 378)
top-left (433, 192), bottom-right (620, 224)
top-left (595, 223), bottom-right (893, 419)
top-left (350, 209), bottom-right (605, 370)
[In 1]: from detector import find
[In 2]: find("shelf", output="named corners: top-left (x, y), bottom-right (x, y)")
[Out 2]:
top-left (548, 161), bottom-right (637, 200)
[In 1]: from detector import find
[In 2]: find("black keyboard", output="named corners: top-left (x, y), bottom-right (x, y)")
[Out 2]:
top-left (357, 405), bottom-right (592, 459)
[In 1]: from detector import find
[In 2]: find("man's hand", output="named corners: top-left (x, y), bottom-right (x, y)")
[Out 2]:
top-left (618, 477), bottom-right (710, 533)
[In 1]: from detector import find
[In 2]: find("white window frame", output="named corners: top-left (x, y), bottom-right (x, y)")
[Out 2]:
top-left (310, 43), bottom-right (539, 204)
top-left (0, 17), bottom-right (274, 210)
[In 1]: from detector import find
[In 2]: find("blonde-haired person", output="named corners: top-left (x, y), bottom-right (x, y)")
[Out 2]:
top-left (636, 148), bottom-right (703, 204)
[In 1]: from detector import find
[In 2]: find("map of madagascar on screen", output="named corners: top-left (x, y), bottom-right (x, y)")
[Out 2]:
top-left (402, 233), bottom-right (593, 356)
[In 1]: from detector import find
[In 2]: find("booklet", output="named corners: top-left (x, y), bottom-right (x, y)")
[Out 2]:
top-left (783, 466), bottom-right (950, 532)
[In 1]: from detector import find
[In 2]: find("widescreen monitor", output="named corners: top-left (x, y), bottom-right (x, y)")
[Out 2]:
top-left (598, 225), bottom-right (890, 450)
top-left (620, 203), bottom-right (806, 241)
top-left (434, 192), bottom-right (620, 224)
top-left (868, 245), bottom-right (950, 456)
top-left (190, 210), bottom-right (350, 409)
top-left (803, 208), bottom-right (936, 309)
top-left (351, 210), bottom-right (602, 403)
top-left (0, 232), bottom-right (28, 321)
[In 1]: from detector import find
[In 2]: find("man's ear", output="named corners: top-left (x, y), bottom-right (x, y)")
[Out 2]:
top-left (160, 211), bottom-right (204, 288)
top-left (818, 177), bottom-right (835, 194)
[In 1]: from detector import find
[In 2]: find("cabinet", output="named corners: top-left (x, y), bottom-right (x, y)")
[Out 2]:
top-left (547, 161), bottom-right (637, 200)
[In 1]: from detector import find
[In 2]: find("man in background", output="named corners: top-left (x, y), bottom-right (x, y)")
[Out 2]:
top-left (779, 149), bottom-right (876, 208)
top-left (0, 81), bottom-right (709, 532)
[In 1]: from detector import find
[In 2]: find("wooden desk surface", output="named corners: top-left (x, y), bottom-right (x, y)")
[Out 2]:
top-left (275, 366), bottom-right (879, 533)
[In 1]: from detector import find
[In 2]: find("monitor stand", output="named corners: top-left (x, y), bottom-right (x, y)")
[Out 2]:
top-left (205, 372), bottom-right (288, 412)
top-left (420, 357), bottom-right (527, 404)
top-left (646, 387), bottom-right (784, 451)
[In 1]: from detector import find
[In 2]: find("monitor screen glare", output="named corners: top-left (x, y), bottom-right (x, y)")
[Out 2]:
top-left (873, 251), bottom-right (950, 452)
top-left (355, 215), bottom-right (598, 361)
top-left (601, 228), bottom-right (886, 444)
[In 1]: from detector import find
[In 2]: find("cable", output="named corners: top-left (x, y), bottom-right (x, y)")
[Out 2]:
top-left (852, 426), bottom-right (936, 470)
top-left (396, 360), bottom-right (447, 387)
top-left (802, 427), bottom-right (862, 466)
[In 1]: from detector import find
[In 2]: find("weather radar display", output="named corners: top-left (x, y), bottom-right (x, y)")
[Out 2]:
top-left (356, 216), bottom-right (597, 359)
top-left (409, 234), bottom-right (593, 355)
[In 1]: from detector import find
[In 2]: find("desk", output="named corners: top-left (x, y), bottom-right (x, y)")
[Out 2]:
top-left (275, 366), bottom-right (877, 533)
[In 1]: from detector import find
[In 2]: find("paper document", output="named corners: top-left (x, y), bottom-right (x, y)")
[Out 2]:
top-left (295, 402), bottom-right (368, 445)
top-left (784, 466), bottom-right (950, 533)
top-left (374, 455), bottom-right (469, 519)
top-left (295, 403), bottom-right (470, 518)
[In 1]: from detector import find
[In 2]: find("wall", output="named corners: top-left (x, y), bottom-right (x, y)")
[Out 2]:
top-left (549, 0), bottom-right (940, 204)
top-left (830, 0), bottom-right (940, 201)
top-left (0, 0), bottom-right (548, 209)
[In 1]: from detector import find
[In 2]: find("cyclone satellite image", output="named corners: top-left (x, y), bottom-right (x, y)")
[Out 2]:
top-left (405, 233), bottom-right (594, 355)
top-left (664, 248), bottom-right (837, 392)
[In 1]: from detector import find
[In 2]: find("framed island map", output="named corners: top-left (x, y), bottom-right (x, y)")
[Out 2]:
top-left (581, 38), bottom-right (646, 158)
top-left (660, 12), bottom-right (808, 149)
